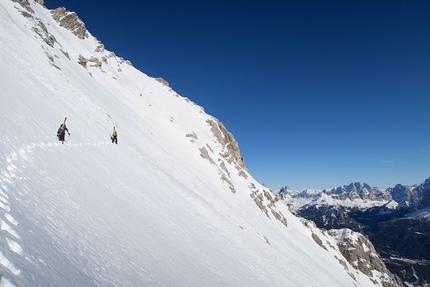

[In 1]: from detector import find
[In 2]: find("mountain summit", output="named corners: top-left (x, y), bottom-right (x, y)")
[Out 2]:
top-left (0, 0), bottom-right (401, 286)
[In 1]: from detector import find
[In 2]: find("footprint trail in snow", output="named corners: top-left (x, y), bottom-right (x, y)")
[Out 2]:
top-left (0, 139), bottom-right (110, 286)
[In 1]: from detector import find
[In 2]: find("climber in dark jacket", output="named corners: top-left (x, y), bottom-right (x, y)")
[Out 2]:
top-left (57, 123), bottom-right (70, 144)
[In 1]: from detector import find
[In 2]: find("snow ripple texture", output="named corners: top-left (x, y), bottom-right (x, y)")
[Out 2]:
top-left (0, 139), bottom-right (108, 286)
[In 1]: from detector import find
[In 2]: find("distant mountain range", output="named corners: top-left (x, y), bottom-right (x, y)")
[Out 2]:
top-left (279, 177), bottom-right (430, 212)
top-left (276, 177), bottom-right (430, 287)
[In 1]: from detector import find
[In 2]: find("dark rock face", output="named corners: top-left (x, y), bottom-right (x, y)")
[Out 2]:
top-left (297, 205), bottom-right (365, 231)
top-left (371, 219), bottom-right (430, 260)
top-left (370, 219), bottom-right (430, 287)
top-left (417, 178), bottom-right (430, 209)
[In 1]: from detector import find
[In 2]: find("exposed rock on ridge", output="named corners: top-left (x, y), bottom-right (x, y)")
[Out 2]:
top-left (11, 0), bottom-right (61, 71)
top-left (329, 229), bottom-right (404, 287)
top-left (300, 219), bottom-right (403, 286)
top-left (11, 0), bottom-right (34, 13)
top-left (155, 77), bottom-right (169, 87)
top-left (51, 7), bottom-right (88, 39)
top-left (206, 118), bottom-right (246, 170)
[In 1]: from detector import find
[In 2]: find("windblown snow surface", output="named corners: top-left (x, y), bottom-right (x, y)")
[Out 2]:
top-left (0, 0), bottom-right (389, 286)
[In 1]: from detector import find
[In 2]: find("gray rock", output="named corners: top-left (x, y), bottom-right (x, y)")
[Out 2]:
top-left (51, 7), bottom-right (88, 39)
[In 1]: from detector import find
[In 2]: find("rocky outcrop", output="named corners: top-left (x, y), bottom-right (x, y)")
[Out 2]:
top-left (11, 0), bottom-right (34, 13)
top-left (11, 0), bottom-right (58, 49)
top-left (155, 77), bottom-right (169, 87)
top-left (206, 118), bottom-right (246, 170)
top-left (32, 19), bottom-right (57, 47)
top-left (249, 184), bottom-right (288, 227)
top-left (51, 7), bottom-right (88, 39)
top-left (329, 229), bottom-right (404, 287)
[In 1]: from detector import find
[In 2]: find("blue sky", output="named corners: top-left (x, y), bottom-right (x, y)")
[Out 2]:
top-left (45, 0), bottom-right (430, 190)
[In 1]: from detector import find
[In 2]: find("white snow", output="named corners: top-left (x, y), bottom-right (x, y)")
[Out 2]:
top-left (0, 0), bottom-right (390, 286)
top-left (407, 207), bottom-right (430, 220)
top-left (385, 200), bottom-right (399, 210)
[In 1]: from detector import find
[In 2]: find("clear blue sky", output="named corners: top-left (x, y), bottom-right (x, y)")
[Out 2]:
top-left (46, 0), bottom-right (430, 190)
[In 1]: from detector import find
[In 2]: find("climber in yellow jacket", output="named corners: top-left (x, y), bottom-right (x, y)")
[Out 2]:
top-left (111, 127), bottom-right (118, 144)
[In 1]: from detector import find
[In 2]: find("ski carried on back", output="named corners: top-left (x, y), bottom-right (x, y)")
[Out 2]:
top-left (62, 117), bottom-right (67, 129)
top-left (57, 117), bottom-right (70, 144)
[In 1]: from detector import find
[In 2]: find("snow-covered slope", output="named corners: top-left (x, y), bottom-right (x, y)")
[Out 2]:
top-left (407, 207), bottom-right (430, 219)
top-left (0, 1), bottom-right (398, 286)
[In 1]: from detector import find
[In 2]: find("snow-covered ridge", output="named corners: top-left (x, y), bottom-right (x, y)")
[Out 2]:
top-left (278, 183), bottom-right (389, 211)
top-left (278, 178), bottom-right (430, 213)
top-left (407, 207), bottom-right (430, 220)
top-left (0, 0), bottom-right (400, 286)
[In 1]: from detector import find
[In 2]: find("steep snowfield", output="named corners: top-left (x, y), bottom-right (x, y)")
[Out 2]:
top-left (0, 1), bottom-right (390, 286)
